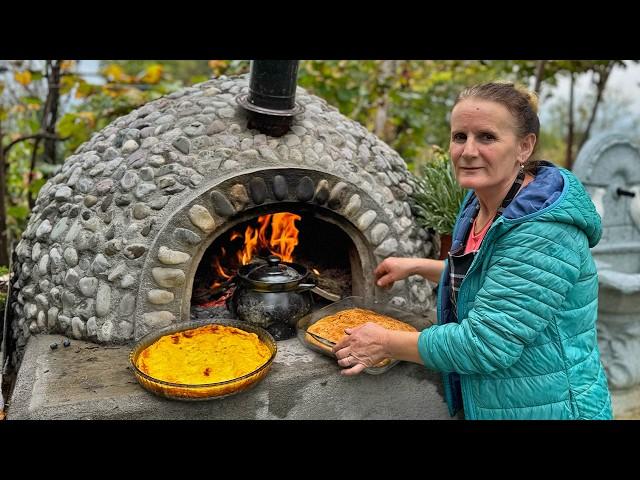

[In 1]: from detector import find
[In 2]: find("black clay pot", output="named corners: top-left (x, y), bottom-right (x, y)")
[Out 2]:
top-left (228, 255), bottom-right (316, 340)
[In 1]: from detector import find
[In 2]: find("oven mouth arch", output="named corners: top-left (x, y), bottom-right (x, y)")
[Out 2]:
top-left (132, 167), bottom-right (394, 341)
top-left (188, 201), bottom-right (372, 305)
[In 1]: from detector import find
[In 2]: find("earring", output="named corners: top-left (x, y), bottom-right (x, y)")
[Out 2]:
top-left (519, 163), bottom-right (525, 170)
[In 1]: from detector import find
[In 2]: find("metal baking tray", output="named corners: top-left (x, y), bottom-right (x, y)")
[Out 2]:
top-left (296, 296), bottom-right (432, 374)
top-left (129, 319), bottom-right (277, 401)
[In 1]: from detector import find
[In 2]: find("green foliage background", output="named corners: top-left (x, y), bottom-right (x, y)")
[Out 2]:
top-left (0, 59), bottom-right (634, 266)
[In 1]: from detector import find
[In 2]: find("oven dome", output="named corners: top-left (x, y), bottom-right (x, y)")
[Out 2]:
top-left (8, 73), bottom-right (434, 359)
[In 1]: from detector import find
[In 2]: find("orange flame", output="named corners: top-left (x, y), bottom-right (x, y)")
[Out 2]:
top-left (210, 247), bottom-right (234, 290)
top-left (267, 213), bottom-right (300, 262)
top-left (208, 213), bottom-right (301, 295)
top-left (236, 213), bottom-right (300, 265)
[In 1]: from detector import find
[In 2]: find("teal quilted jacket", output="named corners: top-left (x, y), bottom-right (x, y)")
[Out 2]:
top-left (417, 163), bottom-right (613, 419)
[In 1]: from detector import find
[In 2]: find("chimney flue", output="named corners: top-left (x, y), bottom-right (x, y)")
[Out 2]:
top-left (237, 60), bottom-right (304, 137)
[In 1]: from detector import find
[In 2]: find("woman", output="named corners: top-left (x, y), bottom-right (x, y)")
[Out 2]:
top-left (333, 82), bottom-right (613, 420)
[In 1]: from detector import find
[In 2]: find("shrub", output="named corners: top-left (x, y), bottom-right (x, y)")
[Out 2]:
top-left (412, 146), bottom-right (467, 236)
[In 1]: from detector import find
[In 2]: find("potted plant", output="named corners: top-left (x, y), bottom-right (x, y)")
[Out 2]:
top-left (412, 146), bottom-right (467, 259)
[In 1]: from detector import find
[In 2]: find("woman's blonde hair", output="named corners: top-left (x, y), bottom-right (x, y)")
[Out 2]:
top-left (454, 82), bottom-right (541, 172)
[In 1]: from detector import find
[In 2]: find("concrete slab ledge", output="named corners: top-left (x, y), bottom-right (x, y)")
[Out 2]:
top-left (7, 334), bottom-right (453, 420)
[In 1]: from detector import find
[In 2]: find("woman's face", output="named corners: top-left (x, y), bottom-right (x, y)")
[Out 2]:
top-left (449, 98), bottom-right (534, 193)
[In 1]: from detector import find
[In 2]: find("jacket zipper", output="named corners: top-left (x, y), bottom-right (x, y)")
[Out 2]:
top-left (436, 262), bottom-right (457, 417)
top-left (454, 217), bottom-right (504, 420)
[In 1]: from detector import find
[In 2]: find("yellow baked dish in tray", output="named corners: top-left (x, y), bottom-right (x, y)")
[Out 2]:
top-left (130, 320), bottom-right (276, 400)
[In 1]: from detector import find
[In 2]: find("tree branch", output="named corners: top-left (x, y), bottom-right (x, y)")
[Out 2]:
top-left (533, 60), bottom-right (547, 95)
top-left (28, 137), bottom-right (41, 210)
top-left (2, 132), bottom-right (68, 156)
top-left (565, 72), bottom-right (575, 169)
top-left (578, 61), bottom-right (614, 152)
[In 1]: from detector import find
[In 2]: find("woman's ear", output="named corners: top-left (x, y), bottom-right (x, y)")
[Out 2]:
top-left (519, 133), bottom-right (537, 162)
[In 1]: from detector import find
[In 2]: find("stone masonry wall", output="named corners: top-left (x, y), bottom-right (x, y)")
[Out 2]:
top-left (9, 74), bottom-right (435, 354)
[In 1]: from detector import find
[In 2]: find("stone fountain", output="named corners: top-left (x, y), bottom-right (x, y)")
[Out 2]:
top-left (574, 133), bottom-right (640, 390)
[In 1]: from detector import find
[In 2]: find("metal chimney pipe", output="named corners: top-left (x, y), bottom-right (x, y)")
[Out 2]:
top-left (236, 60), bottom-right (304, 137)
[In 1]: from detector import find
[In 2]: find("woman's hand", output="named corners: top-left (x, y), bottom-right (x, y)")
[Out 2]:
top-left (332, 323), bottom-right (391, 376)
top-left (374, 257), bottom-right (417, 289)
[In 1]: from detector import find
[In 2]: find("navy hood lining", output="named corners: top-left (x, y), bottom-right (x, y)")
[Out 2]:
top-left (502, 162), bottom-right (564, 220)
top-left (451, 162), bottom-right (566, 252)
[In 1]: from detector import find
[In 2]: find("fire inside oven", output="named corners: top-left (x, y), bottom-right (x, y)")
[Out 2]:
top-left (191, 211), bottom-right (353, 310)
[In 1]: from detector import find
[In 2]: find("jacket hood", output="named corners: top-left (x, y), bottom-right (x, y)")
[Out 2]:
top-left (457, 161), bottom-right (602, 248)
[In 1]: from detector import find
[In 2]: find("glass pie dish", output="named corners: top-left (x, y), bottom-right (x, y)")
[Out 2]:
top-left (296, 296), bottom-right (432, 375)
top-left (129, 319), bottom-right (277, 401)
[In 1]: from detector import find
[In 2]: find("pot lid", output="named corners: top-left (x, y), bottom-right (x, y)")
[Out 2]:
top-left (246, 255), bottom-right (303, 284)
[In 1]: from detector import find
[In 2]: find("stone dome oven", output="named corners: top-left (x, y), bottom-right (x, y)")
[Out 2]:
top-left (6, 64), bottom-right (434, 368)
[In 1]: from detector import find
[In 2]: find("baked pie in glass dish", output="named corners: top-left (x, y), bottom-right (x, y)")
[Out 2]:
top-left (130, 320), bottom-right (276, 400)
top-left (297, 296), bottom-right (430, 374)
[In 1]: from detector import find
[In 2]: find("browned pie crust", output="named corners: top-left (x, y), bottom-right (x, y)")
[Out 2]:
top-left (306, 308), bottom-right (417, 368)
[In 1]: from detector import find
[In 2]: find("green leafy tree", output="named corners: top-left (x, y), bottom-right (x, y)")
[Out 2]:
top-left (0, 60), bottom-right (187, 265)
top-left (102, 60), bottom-right (250, 86)
top-left (0, 60), bottom-right (73, 266)
top-left (298, 60), bottom-right (533, 171)
top-left (2, 59), bottom-right (636, 268)
top-left (530, 60), bottom-right (633, 168)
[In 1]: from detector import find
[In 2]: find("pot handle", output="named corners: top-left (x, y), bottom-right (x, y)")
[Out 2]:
top-left (310, 286), bottom-right (341, 302)
top-left (296, 283), bottom-right (316, 293)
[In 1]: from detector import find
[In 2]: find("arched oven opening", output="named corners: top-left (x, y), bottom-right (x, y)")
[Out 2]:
top-left (190, 204), bottom-right (364, 322)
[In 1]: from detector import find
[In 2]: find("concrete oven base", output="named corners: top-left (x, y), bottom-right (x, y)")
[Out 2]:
top-left (6, 332), bottom-right (455, 420)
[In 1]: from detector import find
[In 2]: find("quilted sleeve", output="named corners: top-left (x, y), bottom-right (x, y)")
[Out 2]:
top-left (418, 222), bottom-right (582, 374)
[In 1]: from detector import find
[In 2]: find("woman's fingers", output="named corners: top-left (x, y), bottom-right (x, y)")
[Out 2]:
top-left (340, 363), bottom-right (367, 376)
top-left (376, 273), bottom-right (394, 288)
top-left (334, 346), bottom-right (350, 360)
top-left (374, 260), bottom-right (394, 286)
top-left (332, 327), bottom-right (357, 353)
top-left (337, 355), bottom-right (353, 367)
top-left (373, 260), bottom-right (389, 276)
top-left (333, 338), bottom-right (348, 353)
